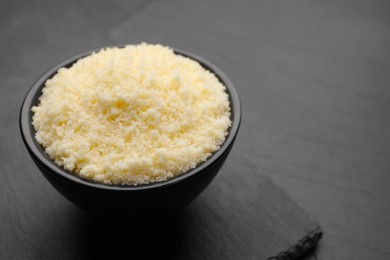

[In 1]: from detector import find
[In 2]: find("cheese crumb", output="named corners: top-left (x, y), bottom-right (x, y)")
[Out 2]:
top-left (32, 43), bottom-right (231, 185)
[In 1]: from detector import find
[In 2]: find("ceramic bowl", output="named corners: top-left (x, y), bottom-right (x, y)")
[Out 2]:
top-left (20, 46), bottom-right (241, 217)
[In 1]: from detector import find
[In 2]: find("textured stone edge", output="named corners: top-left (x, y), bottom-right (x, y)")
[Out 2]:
top-left (268, 226), bottom-right (323, 260)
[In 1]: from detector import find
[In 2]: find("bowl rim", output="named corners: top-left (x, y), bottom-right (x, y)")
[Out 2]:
top-left (20, 45), bottom-right (241, 191)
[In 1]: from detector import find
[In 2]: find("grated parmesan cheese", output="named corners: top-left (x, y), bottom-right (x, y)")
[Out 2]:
top-left (32, 43), bottom-right (231, 185)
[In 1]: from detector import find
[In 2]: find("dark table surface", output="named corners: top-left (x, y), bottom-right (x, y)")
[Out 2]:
top-left (1, 1), bottom-right (390, 259)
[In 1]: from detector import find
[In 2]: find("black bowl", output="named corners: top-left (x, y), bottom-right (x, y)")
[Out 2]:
top-left (20, 46), bottom-right (241, 217)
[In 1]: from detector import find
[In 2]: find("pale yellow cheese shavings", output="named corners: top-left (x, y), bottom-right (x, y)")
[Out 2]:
top-left (32, 43), bottom-right (231, 185)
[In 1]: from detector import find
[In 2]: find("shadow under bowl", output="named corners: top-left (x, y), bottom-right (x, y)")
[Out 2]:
top-left (20, 46), bottom-right (241, 217)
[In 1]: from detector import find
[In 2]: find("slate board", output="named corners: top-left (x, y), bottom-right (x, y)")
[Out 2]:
top-left (0, 143), bottom-right (321, 260)
top-left (0, 1), bottom-right (324, 259)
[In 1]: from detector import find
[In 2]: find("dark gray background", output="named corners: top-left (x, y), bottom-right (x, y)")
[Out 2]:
top-left (1, 0), bottom-right (390, 259)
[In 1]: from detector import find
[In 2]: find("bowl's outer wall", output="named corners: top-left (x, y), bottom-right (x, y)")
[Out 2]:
top-left (31, 141), bottom-right (234, 216)
top-left (20, 47), bottom-right (241, 216)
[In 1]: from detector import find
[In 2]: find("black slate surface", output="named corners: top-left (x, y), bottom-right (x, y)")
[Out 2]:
top-left (1, 0), bottom-right (390, 259)
top-left (1, 154), bottom-right (322, 259)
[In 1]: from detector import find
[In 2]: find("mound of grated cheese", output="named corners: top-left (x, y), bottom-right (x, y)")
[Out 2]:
top-left (32, 43), bottom-right (231, 185)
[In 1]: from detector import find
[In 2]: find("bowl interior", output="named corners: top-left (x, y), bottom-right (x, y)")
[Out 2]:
top-left (20, 47), bottom-right (241, 190)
